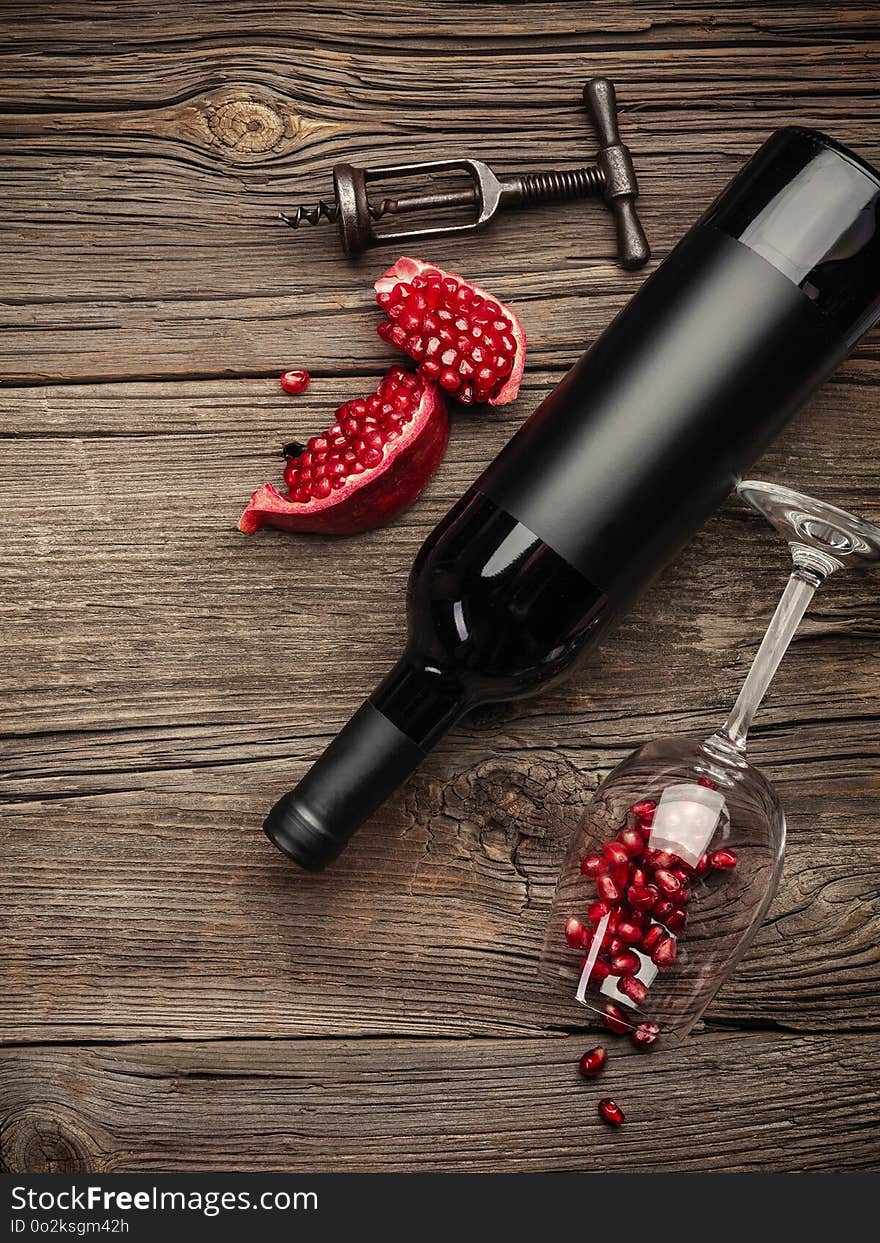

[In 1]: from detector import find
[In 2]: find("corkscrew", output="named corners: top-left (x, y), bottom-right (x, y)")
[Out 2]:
top-left (281, 78), bottom-right (650, 270)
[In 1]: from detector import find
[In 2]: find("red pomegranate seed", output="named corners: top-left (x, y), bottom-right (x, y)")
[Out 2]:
top-left (665, 907), bottom-right (687, 932)
top-left (671, 884), bottom-right (691, 907)
top-left (279, 368), bottom-right (311, 395)
top-left (652, 899), bottom-right (674, 922)
top-left (642, 923), bottom-right (664, 952)
top-left (598, 1098), bottom-right (625, 1127)
top-left (653, 868), bottom-right (681, 897)
top-left (617, 827), bottom-right (644, 858)
top-left (611, 863), bottom-right (631, 888)
top-left (616, 919), bottom-right (643, 946)
top-left (607, 907), bottom-right (622, 930)
top-left (608, 936), bottom-right (624, 954)
top-left (565, 916), bottom-right (588, 949)
top-left (596, 875), bottom-right (622, 904)
top-left (579, 1046), bottom-right (608, 1077)
top-left (610, 949), bottom-right (641, 976)
top-left (581, 853), bottom-right (607, 878)
top-left (620, 975), bottom-right (648, 1005)
top-left (631, 799), bottom-right (656, 823)
top-left (584, 956), bottom-right (612, 983)
top-left (587, 900), bottom-right (611, 924)
top-left (649, 850), bottom-right (676, 870)
top-left (698, 775), bottom-right (718, 789)
top-left (631, 866), bottom-right (647, 887)
top-left (627, 883), bottom-right (659, 911)
top-left (710, 848), bottom-right (738, 870)
top-left (694, 853), bottom-right (711, 877)
top-left (603, 841), bottom-right (630, 869)
top-left (602, 1002), bottom-right (630, 1035)
top-left (631, 1021), bottom-right (660, 1051)
top-left (652, 935), bottom-right (677, 968)
top-left (672, 866), bottom-right (691, 884)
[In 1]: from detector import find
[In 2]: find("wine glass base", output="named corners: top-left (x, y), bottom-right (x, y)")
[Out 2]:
top-left (738, 480), bottom-right (880, 578)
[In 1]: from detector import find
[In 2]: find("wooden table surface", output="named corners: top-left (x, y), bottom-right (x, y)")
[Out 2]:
top-left (2, 1), bottom-right (880, 1174)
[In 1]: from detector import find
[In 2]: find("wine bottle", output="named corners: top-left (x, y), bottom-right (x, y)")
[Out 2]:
top-left (264, 127), bottom-right (880, 871)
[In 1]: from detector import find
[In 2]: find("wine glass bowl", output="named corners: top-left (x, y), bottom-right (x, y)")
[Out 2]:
top-left (540, 480), bottom-right (880, 1040)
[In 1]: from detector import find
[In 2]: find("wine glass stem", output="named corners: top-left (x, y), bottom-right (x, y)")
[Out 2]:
top-left (720, 569), bottom-right (819, 750)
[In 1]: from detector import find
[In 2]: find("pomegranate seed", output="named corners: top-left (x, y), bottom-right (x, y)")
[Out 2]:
top-left (642, 923), bottom-right (664, 952)
top-left (649, 850), bottom-right (676, 870)
top-left (619, 975), bottom-right (648, 1005)
top-left (672, 866), bottom-right (691, 884)
top-left (608, 936), bottom-right (624, 954)
top-left (627, 883), bottom-right (659, 911)
top-left (565, 916), bottom-right (588, 949)
top-left (652, 899), bottom-right (674, 922)
top-left (587, 900), bottom-right (611, 924)
top-left (631, 799), bottom-right (656, 823)
top-left (671, 884), bottom-right (691, 907)
top-left (598, 1098), bottom-right (625, 1127)
top-left (603, 841), bottom-right (630, 869)
top-left (651, 935), bottom-right (677, 968)
top-left (616, 919), bottom-right (643, 946)
top-left (710, 849), bottom-right (738, 870)
top-left (631, 1021), bottom-right (660, 1051)
top-left (694, 853), bottom-right (711, 877)
top-left (631, 866), bottom-right (647, 888)
top-left (698, 775), bottom-right (718, 789)
top-left (653, 868), bottom-right (681, 897)
top-left (581, 853), bottom-right (607, 878)
top-left (665, 907), bottom-right (687, 932)
top-left (584, 956), bottom-right (612, 982)
top-left (611, 862), bottom-right (631, 888)
top-left (610, 949), bottom-right (640, 976)
top-left (279, 368), bottom-right (311, 395)
top-left (596, 875), bottom-right (622, 904)
top-left (578, 1046), bottom-right (608, 1077)
top-left (602, 1002), bottom-right (630, 1035)
top-left (617, 827), bottom-right (644, 858)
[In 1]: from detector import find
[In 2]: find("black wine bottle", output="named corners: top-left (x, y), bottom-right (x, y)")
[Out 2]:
top-left (265, 127), bottom-right (880, 871)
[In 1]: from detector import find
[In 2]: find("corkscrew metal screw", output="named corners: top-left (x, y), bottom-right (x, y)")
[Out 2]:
top-left (281, 78), bottom-right (650, 270)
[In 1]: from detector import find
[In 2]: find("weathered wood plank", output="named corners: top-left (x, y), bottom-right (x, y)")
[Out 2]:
top-left (2, 1031), bottom-right (879, 1172)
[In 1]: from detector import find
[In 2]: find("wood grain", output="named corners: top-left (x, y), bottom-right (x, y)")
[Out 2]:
top-left (1, 0), bottom-right (879, 1174)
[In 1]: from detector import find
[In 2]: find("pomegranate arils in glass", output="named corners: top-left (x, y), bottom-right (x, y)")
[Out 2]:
top-left (598, 1098), bottom-right (625, 1127)
top-left (631, 1021), bottom-right (660, 1051)
top-left (602, 1002), bottom-right (631, 1035)
top-left (710, 848), bottom-right (738, 870)
top-left (279, 368), bottom-right (311, 395)
top-left (578, 1046), bottom-right (608, 1077)
top-left (375, 257), bottom-right (525, 406)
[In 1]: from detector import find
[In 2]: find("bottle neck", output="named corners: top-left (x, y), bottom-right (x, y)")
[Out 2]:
top-left (370, 655), bottom-right (467, 750)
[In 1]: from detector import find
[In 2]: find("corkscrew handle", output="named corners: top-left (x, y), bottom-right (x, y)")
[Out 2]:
top-left (584, 78), bottom-right (650, 270)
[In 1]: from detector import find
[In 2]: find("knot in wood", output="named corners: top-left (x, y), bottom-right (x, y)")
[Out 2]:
top-left (207, 98), bottom-right (284, 152)
top-left (1, 1107), bottom-right (96, 1173)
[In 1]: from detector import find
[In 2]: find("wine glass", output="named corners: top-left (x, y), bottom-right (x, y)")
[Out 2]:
top-left (541, 480), bottom-right (880, 1039)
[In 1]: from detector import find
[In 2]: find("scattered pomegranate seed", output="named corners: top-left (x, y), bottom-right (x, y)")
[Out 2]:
top-left (649, 849), bottom-right (676, 870)
top-left (596, 875), bottom-right (622, 905)
top-left (710, 848), bottom-right (738, 870)
top-left (631, 1021), bottom-right (660, 1051)
top-left (587, 900), bottom-right (611, 924)
top-left (610, 949), bottom-right (641, 976)
top-left (631, 866), bottom-right (647, 887)
top-left (642, 923), bottom-right (664, 952)
top-left (694, 853), bottom-right (711, 877)
top-left (651, 935), bottom-right (678, 968)
top-left (631, 799), bottom-right (656, 823)
top-left (602, 1002), bottom-right (630, 1035)
top-left (578, 1046), bottom-right (608, 1077)
top-left (652, 899), bottom-right (674, 922)
top-left (598, 1098), bottom-right (625, 1127)
top-left (620, 975), bottom-right (648, 1005)
top-left (584, 956), bottom-right (612, 982)
top-left (581, 853), bottom-right (607, 878)
top-left (611, 862), bottom-right (631, 888)
top-left (279, 368), bottom-right (311, 395)
top-left (665, 907), bottom-right (687, 932)
top-left (617, 827), bottom-right (644, 858)
top-left (627, 882), bottom-right (659, 911)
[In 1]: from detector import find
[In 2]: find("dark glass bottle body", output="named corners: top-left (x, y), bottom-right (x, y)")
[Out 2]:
top-left (371, 490), bottom-right (608, 749)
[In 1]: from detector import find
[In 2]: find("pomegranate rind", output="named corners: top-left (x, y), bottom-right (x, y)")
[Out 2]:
top-left (238, 374), bottom-right (448, 536)
top-left (374, 256), bottom-right (526, 406)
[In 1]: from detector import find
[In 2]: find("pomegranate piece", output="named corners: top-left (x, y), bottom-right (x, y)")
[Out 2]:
top-left (578, 1046), bottom-right (608, 1077)
top-left (375, 257), bottom-right (526, 405)
top-left (602, 1002), bottom-right (630, 1035)
top-left (581, 853), bottom-right (607, 878)
top-left (279, 368), bottom-right (310, 395)
top-left (642, 923), bottom-right (664, 953)
top-left (620, 975), bottom-right (648, 1005)
top-left (598, 1098), bottom-right (625, 1127)
top-left (710, 848), bottom-right (739, 870)
top-left (239, 367), bottom-right (448, 536)
top-left (631, 1021), bottom-right (660, 1051)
